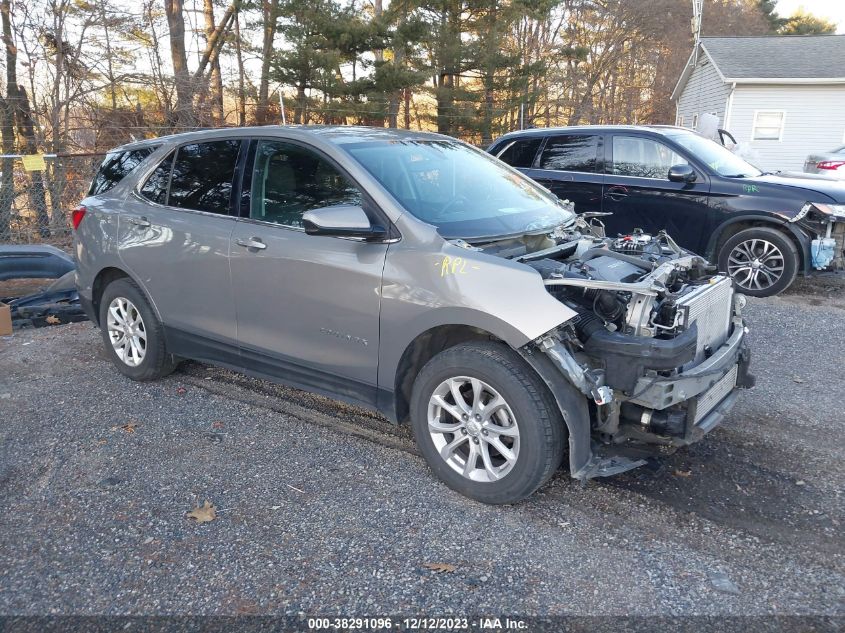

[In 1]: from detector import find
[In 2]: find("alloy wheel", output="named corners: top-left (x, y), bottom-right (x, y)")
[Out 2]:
top-left (427, 376), bottom-right (520, 482)
top-left (106, 297), bottom-right (147, 367)
top-left (726, 238), bottom-right (785, 292)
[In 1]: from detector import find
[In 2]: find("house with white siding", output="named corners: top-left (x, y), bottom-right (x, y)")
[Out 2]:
top-left (671, 35), bottom-right (845, 172)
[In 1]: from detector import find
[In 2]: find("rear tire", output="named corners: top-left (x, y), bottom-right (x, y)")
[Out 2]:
top-left (98, 278), bottom-right (177, 381)
top-left (718, 226), bottom-right (798, 297)
top-left (409, 341), bottom-right (566, 504)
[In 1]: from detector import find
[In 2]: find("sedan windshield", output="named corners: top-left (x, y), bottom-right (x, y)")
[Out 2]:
top-left (667, 132), bottom-right (762, 178)
top-left (343, 139), bottom-right (574, 240)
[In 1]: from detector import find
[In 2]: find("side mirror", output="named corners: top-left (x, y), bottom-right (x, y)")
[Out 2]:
top-left (302, 205), bottom-right (387, 241)
top-left (668, 164), bottom-right (697, 183)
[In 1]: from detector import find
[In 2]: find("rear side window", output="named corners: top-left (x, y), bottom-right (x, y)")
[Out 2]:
top-left (89, 147), bottom-right (156, 195)
top-left (168, 140), bottom-right (242, 214)
top-left (496, 138), bottom-right (542, 168)
top-left (539, 135), bottom-right (599, 172)
top-left (139, 151), bottom-right (175, 205)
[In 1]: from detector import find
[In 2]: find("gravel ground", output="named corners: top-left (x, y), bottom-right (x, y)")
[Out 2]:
top-left (0, 277), bottom-right (843, 621)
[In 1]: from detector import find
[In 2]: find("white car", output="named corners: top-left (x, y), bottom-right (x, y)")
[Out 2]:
top-left (804, 146), bottom-right (845, 180)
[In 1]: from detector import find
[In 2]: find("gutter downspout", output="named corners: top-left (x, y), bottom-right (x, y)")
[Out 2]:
top-left (723, 82), bottom-right (736, 131)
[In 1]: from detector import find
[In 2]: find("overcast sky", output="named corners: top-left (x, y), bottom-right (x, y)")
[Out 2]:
top-left (776, 0), bottom-right (845, 33)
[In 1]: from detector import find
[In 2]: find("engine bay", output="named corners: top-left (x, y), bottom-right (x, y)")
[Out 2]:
top-left (469, 215), bottom-right (722, 341)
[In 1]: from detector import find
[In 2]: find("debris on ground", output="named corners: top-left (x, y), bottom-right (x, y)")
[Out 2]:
top-left (186, 500), bottom-right (217, 524)
top-left (707, 570), bottom-right (740, 595)
top-left (422, 562), bottom-right (457, 573)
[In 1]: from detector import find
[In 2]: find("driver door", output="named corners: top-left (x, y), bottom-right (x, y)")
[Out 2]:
top-left (602, 134), bottom-right (712, 253)
top-left (229, 139), bottom-right (389, 405)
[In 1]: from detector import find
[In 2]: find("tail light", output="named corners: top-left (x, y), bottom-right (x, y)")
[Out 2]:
top-left (817, 161), bottom-right (845, 171)
top-left (71, 205), bottom-right (87, 230)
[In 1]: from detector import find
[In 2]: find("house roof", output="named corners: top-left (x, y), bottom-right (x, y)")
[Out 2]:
top-left (671, 35), bottom-right (845, 100)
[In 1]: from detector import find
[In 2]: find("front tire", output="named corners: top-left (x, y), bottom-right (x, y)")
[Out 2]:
top-left (98, 278), bottom-right (177, 381)
top-left (409, 341), bottom-right (566, 504)
top-left (718, 226), bottom-right (798, 297)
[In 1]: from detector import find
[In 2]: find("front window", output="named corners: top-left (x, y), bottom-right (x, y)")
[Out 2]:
top-left (344, 139), bottom-right (574, 240)
top-left (610, 136), bottom-right (689, 179)
top-left (667, 131), bottom-right (762, 178)
top-left (250, 140), bottom-right (363, 229)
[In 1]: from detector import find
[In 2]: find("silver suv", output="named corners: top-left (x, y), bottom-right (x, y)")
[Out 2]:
top-left (74, 127), bottom-right (754, 504)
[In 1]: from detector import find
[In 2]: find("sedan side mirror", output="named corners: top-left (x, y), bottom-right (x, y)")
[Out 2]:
top-left (302, 205), bottom-right (387, 241)
top-left (668, 164), bottom-right (697, 183)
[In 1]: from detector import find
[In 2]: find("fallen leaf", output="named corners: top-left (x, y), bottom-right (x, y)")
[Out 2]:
top-left (212, 421), bottom-right (224, 430)
top-left (45, 315), bottom-right (61, 325)
top-left (186, 500), bottom-right (216, 523)
top-left (422, 562), bottom-right (456, 573)
top-left (176, 387), bottom-right (187, 395)
top-left (673, 469), bottom-right (692, 478)
top-left (111, 422), bottom-right (138, 434)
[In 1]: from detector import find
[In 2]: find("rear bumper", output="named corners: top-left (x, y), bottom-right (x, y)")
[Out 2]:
top-left (78, 292), bottom-right (98, 325)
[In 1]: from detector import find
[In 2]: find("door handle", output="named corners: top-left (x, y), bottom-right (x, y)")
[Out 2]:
top-left (126, 216), bottom-right (150, 228)
top-left (604, 186), bottom-right (629, 201)
top-left (236, 237), bottom-right (267, 250)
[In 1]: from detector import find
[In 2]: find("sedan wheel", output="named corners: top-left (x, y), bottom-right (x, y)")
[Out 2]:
top-left (427, 376), bottom-right (520, 482)
top-left (106, 297), bottom-right (147, 367)
top-left (726, 238), bottom-right (784, 292)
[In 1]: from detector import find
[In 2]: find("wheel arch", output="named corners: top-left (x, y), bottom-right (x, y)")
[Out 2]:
top-left (706, 215), bottom-right (810, 274)
top-left (390, 324), bottom-right (505, 424)
top-left (90, 266), bottom-right (161, 326)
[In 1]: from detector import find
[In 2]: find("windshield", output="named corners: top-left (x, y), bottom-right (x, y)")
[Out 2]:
top-left (343, 139), bottom-right (574, 240)
top-left (668, 132), bottom-right (762, 177)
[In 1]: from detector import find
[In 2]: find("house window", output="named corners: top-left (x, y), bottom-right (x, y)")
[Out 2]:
top-left (691, 113), bottom-right (698, 129)
top-left (676, 114), bottom-right (685, 127)
top-left (753, 111), bottom-right (785, 141)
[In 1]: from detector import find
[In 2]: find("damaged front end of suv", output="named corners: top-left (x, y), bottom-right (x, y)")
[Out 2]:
top-left (467, 215), bottom-right (755, 480)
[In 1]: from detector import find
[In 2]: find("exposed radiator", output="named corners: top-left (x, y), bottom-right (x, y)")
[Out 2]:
top-left (676, 276), bottom-right (734, 366)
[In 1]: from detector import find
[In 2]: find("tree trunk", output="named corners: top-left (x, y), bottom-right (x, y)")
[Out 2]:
top-left (202, 0), bottom-right (225, 124)
top-left (163, 0), bottom-right (194, 129)
top-left (256, 0), bottom-right (279, 125)
top-left (0, 0), bottom-right (14, 239)
top-left (234, 6), bottom-right (246, 126)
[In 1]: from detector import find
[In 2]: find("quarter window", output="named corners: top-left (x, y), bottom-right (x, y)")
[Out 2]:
top-left (752, 111), bottom-right (785, 141)
top-left (539, 135), bottom-right (600, 173)
top-left (496, 138), bottom-right (542, 168)
top-left (250, 140), bottom-right (363, 228)
top-left (168, 140), bottom-right (242, 214)
top-left (90, 147), bottom-right (157, 196)
top-left (139, 151), bottom-right (175, 205)
top-left (611, 136), bottom-right (689, 180)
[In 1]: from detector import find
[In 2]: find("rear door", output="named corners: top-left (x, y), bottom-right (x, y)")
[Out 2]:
top-left (229, 138), bottom-right (388, 405)
top-left (522, 133), bottom-right (605, 214)
top-left (601, 134), bottom-right (712, 252)
top-left (117, 139), bottom-right (243, 350)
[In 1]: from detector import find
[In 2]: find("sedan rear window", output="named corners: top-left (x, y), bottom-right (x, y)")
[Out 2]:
top-left (89, 147), bottom-right (157, 195)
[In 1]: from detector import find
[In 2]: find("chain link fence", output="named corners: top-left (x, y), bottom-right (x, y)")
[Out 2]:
top-left (0, 153), bottom-right (105, 249)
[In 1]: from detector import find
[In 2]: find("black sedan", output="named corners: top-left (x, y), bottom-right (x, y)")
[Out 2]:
top-left (488, 125), bottom-right (845, 296)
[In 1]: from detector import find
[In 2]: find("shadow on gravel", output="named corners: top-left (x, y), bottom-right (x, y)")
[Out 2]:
top-left (600, 426), bottom-right (841, 560)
